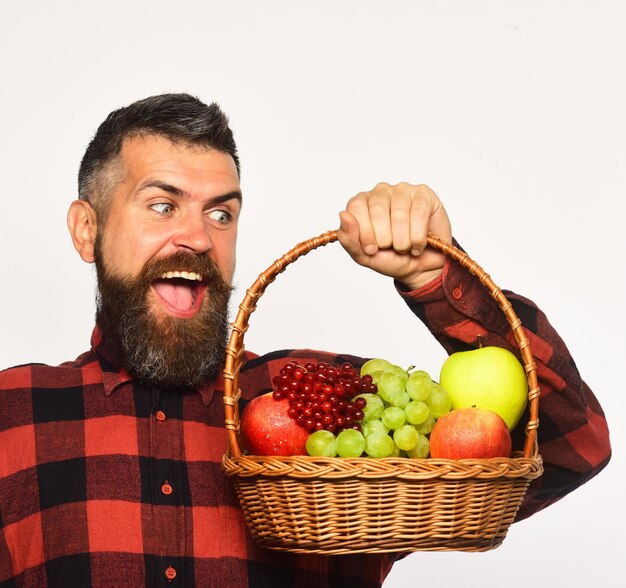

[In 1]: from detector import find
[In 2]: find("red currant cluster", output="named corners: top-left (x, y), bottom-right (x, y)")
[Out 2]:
top-left (271, 360), bottom-right (377, 433)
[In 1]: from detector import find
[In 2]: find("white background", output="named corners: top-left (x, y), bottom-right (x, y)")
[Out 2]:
top-left (1, 1), bottom-right (624, 586)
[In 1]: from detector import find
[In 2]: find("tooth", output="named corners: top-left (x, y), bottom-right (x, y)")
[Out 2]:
top-left (196, 274), bottom-right (203, 281)
top-left (161, 272), bottom-right (167, 279)
top-left (181, 271), bottom-right (190, 279)
top-left (173, 271), bottom-right (181, 278)
top-left (165, 271), bottom-right (175, 279)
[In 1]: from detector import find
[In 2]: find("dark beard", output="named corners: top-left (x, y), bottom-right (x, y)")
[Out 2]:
top-left (94, 242), bottom-right (233, 389)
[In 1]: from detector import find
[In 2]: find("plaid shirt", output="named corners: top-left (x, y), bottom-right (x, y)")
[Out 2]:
top-left (0, 257), bottom-right (611, 587)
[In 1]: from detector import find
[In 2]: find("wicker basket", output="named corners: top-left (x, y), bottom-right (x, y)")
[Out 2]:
top-left (222, 230), bottom-right (543, 554)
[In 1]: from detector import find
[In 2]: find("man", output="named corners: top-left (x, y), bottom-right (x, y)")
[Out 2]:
top-left (0, 94), bottom-right (611, 587)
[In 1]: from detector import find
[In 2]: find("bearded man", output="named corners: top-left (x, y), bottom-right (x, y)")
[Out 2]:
top-left (0, 94), bottom-right (611, 587)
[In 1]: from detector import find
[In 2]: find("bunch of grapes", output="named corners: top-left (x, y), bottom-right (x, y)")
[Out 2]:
top-left (272, 360), bottom-right (376, 434)
top-left (305, 358), bottom-right (452, 458)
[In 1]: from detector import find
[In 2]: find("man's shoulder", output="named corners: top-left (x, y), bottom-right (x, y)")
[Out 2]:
top-left (0, 351), bottom-right (102, 434)
top-left (0, 350), bottom-right (100, 391)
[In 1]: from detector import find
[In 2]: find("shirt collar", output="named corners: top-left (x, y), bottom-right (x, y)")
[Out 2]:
top-left (90, 325), bottom-right (218, 405)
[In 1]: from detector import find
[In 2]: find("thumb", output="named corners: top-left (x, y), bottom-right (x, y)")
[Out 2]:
top-left (337, 210), bottom-right (366, 258)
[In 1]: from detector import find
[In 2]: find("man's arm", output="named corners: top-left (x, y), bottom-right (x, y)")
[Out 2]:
top-left (397, 257), bottom-right (611, 519)
top-left (338, 182), bottom-right (611, 520)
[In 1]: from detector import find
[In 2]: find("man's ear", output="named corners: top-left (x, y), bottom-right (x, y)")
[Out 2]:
top-left (67, 200), bottom-right (98, 263)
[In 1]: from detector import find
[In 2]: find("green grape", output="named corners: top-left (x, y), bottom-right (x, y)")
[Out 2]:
top-left (427, 382), bottom-right (452, 418)
top-left (377, 371), bottom-right (405, 404)
top-left (406, 433), bottom-right (430, 458)
top-left (360, 358), bottom-right (393, 377)
top-left (306, 430), bottom-right (337, 457)
top-left (381, 406), bottom-right (406, 430)
top-left (336, 429), bottom-right (366, 458)
top-left (353, 393), bottom-right (384, 423)
top-left (369, 370), bottom-right (386, 386)
top-left (405, 401), bottom-right (429, 425)
top-left (387, 365), bottom-right (409, 386)
top-left (414, 414), bottom-right (436, 435)
top-left (406, 370), bottom-right (433, 401)
top-left (364, 431), bottom-right (395, 458)
top-left (362, 419), bottom-right (389, 437)
top-left (389, 389), bottom-right (410, 409)
top-left (393, 425), bottom-right (419, 451)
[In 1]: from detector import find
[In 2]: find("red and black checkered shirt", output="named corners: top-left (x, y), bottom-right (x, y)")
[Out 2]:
top-left (0, 258), bottom-right (611, 587)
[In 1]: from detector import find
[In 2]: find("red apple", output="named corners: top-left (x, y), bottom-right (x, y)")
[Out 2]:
top-left (429, 407), bottom-right (512, 459)
top-left (239, 392), bottom-right (309, 456)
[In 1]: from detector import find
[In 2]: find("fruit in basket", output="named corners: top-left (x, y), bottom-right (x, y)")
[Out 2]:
top-left (272, 360), bottom-right (370, 434)
top-left (381, 406), bottom-right (406, 430)
top-left (269, 357), bottom-right (454, 459)
top-left (336, 429), bottom-right (366, 457)
top-left (405, 401), bottom-right (429, 425)
top-left (352, 393), bottom-right (384, 422)
top-left (355, 359), bottom-right (452, 458)
top-left (376, 371), bottom-right (406, 404)
top-left (306, 430), bottom-right (338, 457)
top-left (406, 370), bottom-right (433, 401)
top-left (240, 392), bottom-right (309, 456)
top-left (426, 382), bottom-right (452, 418)
top-left (393, 424), bottom-right (420, 451)
top-left (362, 419), bottom-right (389, 437)
top-left (439, 345), bottom-right (528, 430)
top-left (406, 433), bottom-right (430, 458)
top-left (361, 358), bottom-right (390, 374)
top-left (429, 407), bottom-right (512, 459)
top-left (414, 414), bottom-right (436, 435)
top-left (364, 431), bottom-right (396, 458)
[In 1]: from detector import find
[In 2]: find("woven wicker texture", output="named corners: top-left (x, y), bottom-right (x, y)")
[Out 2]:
top-left (222, 231), bottom-right (543, 553)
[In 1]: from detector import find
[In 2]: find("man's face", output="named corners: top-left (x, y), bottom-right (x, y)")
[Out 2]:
top-left (99, 134), bottom-right (241, 296)
top-left (93, 134), bottom-right (242, 387)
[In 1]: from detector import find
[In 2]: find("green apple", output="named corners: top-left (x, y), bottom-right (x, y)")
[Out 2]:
top-left (439, 346), bottom-right (528, 430)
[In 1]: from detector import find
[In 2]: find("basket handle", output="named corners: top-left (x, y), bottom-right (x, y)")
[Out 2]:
top-left (223, 230), bottom-right (540, 459)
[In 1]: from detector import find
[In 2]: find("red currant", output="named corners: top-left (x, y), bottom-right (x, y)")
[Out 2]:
top-left (270, 359), bottom-right (370, 434)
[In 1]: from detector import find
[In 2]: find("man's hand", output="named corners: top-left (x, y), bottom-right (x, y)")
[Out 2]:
top-left (338, 183), bottom-right (452, 291)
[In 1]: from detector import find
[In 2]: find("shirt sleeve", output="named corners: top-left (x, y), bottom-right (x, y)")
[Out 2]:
top-left (397, 250), bottom-right (611, 521)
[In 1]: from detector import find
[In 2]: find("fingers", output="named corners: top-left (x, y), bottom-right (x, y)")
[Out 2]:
top-left (343, 190), bottom-right (383, 255)
top-left (389, 185), bottom-right (413, 253)
top-left (408, 184), bottom-right (438, 255)
top-left (341, 183), bottom-right (449, 257)
top-left (337, 209), bottom-right (363, 257)
top-left (411, 185), bottom-right (452, 250)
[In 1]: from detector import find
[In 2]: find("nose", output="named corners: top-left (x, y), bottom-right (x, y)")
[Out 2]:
top-left (172, 210), bottom-right (211, 254)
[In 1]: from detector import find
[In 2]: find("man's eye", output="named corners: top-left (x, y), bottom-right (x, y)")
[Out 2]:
top-left (208, 210), bottom-right (232, 225)
top-left (151, 202), bottom-right (174, 215)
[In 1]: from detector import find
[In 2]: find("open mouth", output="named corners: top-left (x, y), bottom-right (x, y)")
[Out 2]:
top-left (151, 270), bottom-right (207, 318)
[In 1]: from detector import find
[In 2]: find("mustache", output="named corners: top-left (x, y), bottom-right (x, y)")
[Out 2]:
top-left (138, 250), bottom-right (233, 291)
top-left (93, 244), bottom-right (234, 388)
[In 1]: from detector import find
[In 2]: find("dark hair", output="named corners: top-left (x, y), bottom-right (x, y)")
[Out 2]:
top-left (78, 93), bottom-right (239, 219)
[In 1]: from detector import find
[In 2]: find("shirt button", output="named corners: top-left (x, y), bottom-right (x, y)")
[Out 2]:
top-left (161, 481), bottom-right (173, 496)
top-left (165, 566), bottom-right (177, 581)
top-left (452, 287), bottom-right (463, 300)
top-left (156, 410), bottom-right (166, 422)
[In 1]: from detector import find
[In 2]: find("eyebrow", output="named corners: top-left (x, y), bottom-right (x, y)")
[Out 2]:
top-left (136, 180), bottom-right (242, 206)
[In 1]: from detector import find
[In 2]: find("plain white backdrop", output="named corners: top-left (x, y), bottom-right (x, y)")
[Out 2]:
top-left (1, 2), bottom-right (624, 586)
